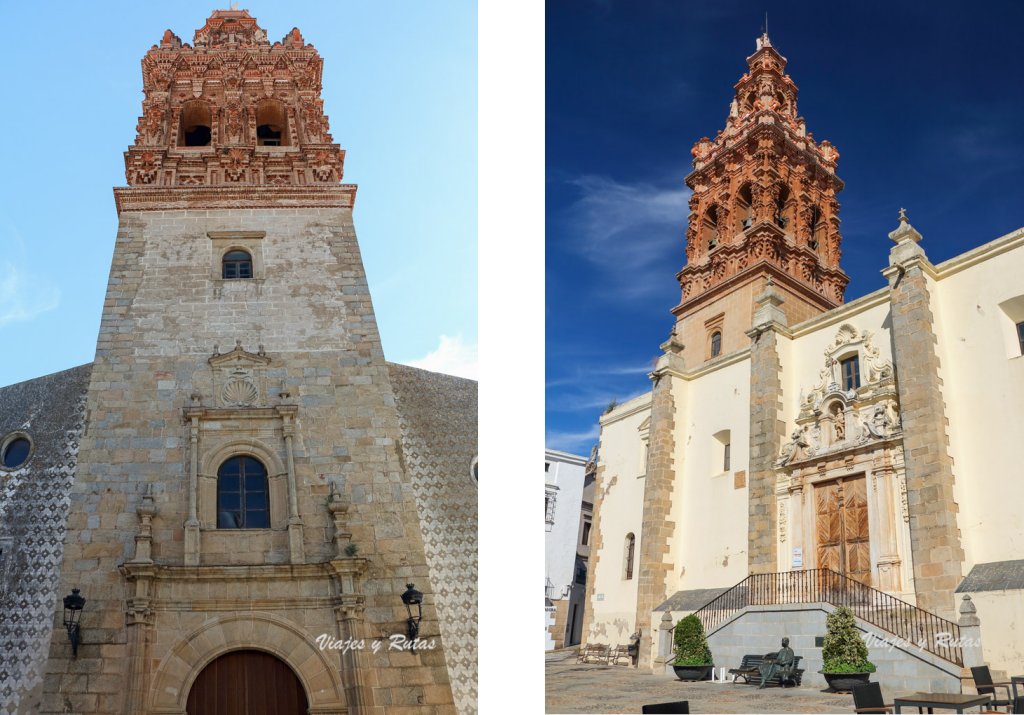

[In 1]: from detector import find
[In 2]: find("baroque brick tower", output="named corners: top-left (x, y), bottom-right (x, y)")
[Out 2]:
top-left (40, 10), bottom-right (476, 715)
top-left (670, 32), bottom-right (848, 360)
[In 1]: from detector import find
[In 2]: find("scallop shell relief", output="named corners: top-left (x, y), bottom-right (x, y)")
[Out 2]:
top-left (222, 378), bottom-right (259, 407)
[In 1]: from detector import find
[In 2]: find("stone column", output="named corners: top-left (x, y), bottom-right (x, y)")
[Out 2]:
top-left (789, 479), bottom-right (804, 571)
top-left (746, 281), bottom-right (788, 574)
top-left (872, 459), bottom-right (902, 592)
top-left (334, 599), bottom-right (375, 715)
top-left (957, 594), bottom-right (984, 669)
top-left (280, 408), bottom-right (305, 564)
top-left (122, 487), bottom-right (157, 714)
top-left (881, 211), bottom-right (964, 619)
top-left (184, 412), bottom-right (201, 566)
top-left (655, 611), bottom-right (674, 675)
top-left (632, 347), bottom-right (684, 669)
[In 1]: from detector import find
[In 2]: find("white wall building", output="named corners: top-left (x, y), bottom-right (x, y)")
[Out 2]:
top-left (545, 449), bottom-right (594, 650)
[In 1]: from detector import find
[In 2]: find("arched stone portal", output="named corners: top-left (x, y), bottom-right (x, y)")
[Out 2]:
top-left (148, 612), bottom-right (347, 714)
top-left (186, 650), bottom-right (308, 715)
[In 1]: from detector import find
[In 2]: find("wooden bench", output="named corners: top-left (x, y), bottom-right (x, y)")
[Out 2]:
top-left (576, 643), bottom-right (611, 664)
top-left (608, 645), bottom-right (632, 666)
top-left (728, 653), bottom-right (804, 687)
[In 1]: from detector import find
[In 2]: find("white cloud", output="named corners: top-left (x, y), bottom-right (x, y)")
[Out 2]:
top-left (0, 262), bottom-right (60, 327)
top-left (405, 334), bottom-right (478, 379)
top-left (545, 424), bottom-right (600, 456)
top-left (561, 174), bottom-right (691, 299)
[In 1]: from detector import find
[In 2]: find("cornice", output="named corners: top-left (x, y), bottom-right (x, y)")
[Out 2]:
top-left (599, 393), bottom-right (653, 426)
top-left (114, 184), bottom-right (357, 212)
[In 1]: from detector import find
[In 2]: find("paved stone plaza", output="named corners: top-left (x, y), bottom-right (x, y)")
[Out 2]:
top-left (545, 650), bottom-right (858, 714)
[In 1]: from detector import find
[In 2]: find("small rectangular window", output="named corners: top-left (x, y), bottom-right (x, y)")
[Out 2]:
top-left (723, 443), bottom-right (731, 472)
top-left (1018, 321), bottom-right (1024, 355)
top-left (841, 356), bottom-right (861, 391)
top-left (582, 521), bottom-right (592, 546)
top-left (544, 462), bottom-right (550, 472)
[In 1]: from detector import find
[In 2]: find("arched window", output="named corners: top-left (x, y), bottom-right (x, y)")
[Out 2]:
top-left (217, 456), bottom-right (269, 528)
top-left (624, 533), bottom-right (635, 580)
top-left (179, 101), bottom-right (212, 147)
top-left (710, 331), bottom-right (722, 358)
top-left (809, 204), bottom-right (827, 250)
top-left (222, 249), bottom-right (253, 279)
top-left (736, 183), bottom-right (754, 230)
top-left (256, 99), bottom-right (288, 146)
top-left (701, 205), bottom-right (719, 250)
top-left (774, 185), bottom-right (791, 229)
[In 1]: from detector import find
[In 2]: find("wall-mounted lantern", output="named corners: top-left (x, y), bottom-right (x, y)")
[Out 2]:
top-left (400, 583), bottom-right (423, 653)
top-left (62, 588), bottom-right (86, 657)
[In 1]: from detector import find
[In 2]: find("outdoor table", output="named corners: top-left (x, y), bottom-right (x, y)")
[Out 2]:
top-left (892, 692), bottom-right (991, 713)
top-left (1012, 675), bottom-right (1024, 701)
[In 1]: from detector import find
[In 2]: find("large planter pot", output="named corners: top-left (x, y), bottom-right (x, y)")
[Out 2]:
top-left (820, 671), bottom-right (872, 691)
top-left (672, 664), bottom-right (713, 681)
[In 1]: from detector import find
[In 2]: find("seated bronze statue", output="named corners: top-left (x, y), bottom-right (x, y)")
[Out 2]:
top-left (758, 637), bottom-right (795, 688)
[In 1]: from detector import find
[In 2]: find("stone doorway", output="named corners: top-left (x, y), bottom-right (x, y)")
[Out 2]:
top-left (814, 475), bottom-right (871, 585)
top-left (186, 649), bottom-right (308, 715)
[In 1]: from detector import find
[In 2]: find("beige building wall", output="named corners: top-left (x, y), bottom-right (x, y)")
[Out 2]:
top-left (929, 229), bottom-right (1024, 570)
top-left (667, 354), bottom-right (751, 593)
top-left (585, 394), bottom-right (650, 645)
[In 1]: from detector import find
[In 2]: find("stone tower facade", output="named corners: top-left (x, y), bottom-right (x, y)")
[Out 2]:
top-left (33, 10), bottom-right (475, 715)
top-left (672, 32), bottom-right (848, 360)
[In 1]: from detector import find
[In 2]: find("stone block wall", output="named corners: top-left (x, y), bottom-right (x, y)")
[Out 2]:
top-left (633, 370), bottom-right (679, 668)
top-left (887, 261), bottom-right (964, 619)
top-left (0, 365), bottom-right (91, 715)
top-left (747, 329), bottom-right (785, 573)
top-left (389, 364), bottom-right (478, 715)
top-left (41, 207), bottom-right (457, 714)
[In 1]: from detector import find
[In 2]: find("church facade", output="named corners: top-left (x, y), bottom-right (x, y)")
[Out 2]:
top-left (583, 33), bottom-right (1024, 687)
top-left (0, 10), bottom-right (476, 715)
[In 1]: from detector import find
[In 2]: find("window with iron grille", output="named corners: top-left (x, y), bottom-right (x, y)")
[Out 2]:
top-left (216, 456), bottom-right (269, 528)
top-left (222, 250), bottom-right (253, 279)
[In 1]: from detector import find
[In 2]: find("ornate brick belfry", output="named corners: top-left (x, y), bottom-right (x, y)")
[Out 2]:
top-left (670, 32), bottom-right (849, 359)
top-left (121, 8), bottom-right (349, 210)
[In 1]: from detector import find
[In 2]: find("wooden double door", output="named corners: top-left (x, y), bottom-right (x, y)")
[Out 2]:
top-left (186, 649), bottom-right (309, 715)
top-left (814, 475), bottom-right (871, 586)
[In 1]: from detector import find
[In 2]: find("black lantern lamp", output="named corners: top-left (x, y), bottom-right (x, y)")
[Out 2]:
top-left (62, 588), bottom-right (86, 657)
top-left (400, 583), bottom-right (423, 653)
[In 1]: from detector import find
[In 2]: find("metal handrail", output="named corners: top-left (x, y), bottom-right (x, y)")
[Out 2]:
top-left (691, 568), bottom-right (962, 666)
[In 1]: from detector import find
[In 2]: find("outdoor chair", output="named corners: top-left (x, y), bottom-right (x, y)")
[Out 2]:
top-left (641, 701), bottom-right (690, 714)
top-left (852, 682), bottom-right (893, 713)
top-left (972, 666), bottom-right (1013, 711)
top-left (982, 696), bottom-right (1024, 714)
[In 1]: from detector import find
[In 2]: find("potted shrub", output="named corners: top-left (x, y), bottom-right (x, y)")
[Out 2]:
top-left (819, 605), bottom-right (876, 691)
top-left (671, 614), bottom-right (714, 681)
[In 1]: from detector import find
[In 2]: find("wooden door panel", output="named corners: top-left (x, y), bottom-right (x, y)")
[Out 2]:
top-left (814, 475), bottom-right (871, 581)
top-left (187, 649), bottom-right (308, 715)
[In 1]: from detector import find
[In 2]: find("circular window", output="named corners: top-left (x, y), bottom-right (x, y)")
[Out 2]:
top-left (2, 436), bottom-right (32, 469)
top-left (470, 456), bottom-right (478, 486)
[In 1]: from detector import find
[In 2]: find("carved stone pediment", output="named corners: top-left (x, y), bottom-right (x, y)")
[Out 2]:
top-left (778, 324), bottom-right (901, 467)
top-left (208, 340), bottom-right (270, 408)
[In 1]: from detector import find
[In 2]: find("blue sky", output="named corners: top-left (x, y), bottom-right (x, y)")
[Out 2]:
top-left (546, 0), bottom-right (1024, 455)
top-left (0, 2), bottom-right (476, 386)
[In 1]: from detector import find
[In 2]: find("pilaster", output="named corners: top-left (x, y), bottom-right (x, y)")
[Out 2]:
top-left (746, 282), bottom-right (788, 573)
top-left (633, 350), bottom-right (684, 668)
top-left (882, 211), bottom-right (964, 619)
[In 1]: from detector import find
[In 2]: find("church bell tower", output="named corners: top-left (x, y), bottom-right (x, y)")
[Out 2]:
top-left (44, 10), bottom-right (460, 714)
top-left (670, 32), bottom-right (849, 360)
